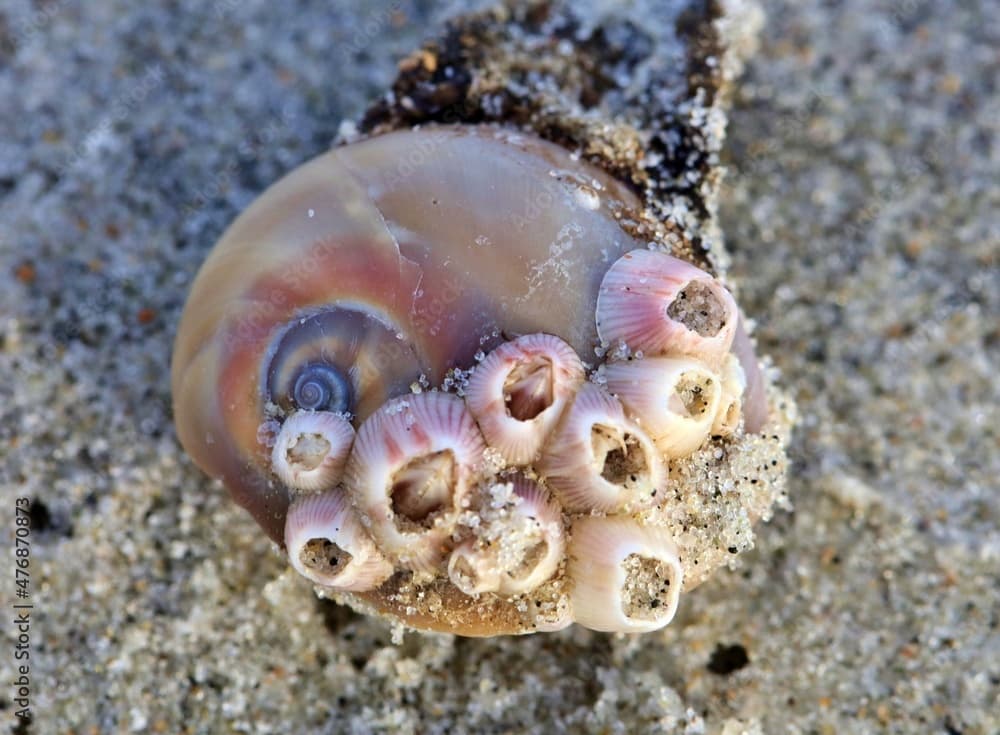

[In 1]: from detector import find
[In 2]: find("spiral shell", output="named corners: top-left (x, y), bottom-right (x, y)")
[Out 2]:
top-left (171, 124), bottom-right (776, 636)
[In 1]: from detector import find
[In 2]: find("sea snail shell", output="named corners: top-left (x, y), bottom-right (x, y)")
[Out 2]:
top-left (171, 125), bottom-right (769, 636)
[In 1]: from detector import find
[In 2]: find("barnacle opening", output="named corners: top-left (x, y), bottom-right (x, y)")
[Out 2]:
top-left (447, 541), bottom-right (503, 595)
top-left (507, 538), bottom-right (549, 584)
top-left (715, 400), bottom-right (741, 436)
top-left (671, 373), bottom-right (715, 418)
top-left (503, 355), bottom-right (555, 421)
top-left (450, 555), bottom-right (479, 589)
top-left (390, 449), bottom-right (456, 530)
top-left (666, 280), bottom-right (729, 336)
top-left (283, 433), bottom-right (332, 473)
top-left (299, 538), bottom-right (354, 577)
top-left (620, 553), bottom-right (677, 621)
top-left (592, 425), bottom-right (650, 490)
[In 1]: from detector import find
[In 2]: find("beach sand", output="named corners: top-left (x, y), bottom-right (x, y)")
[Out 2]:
top-left (0, 0), bottom-right (996, 732)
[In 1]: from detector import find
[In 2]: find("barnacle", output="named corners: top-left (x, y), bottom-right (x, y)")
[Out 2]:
top-left (270, 410), bottom-right (355, 492)
top-left (596, 249), bottom-right (738, 368)
top-left (535, 382), bottom-right (667, 513)
top-left (465, 333), bottom-right (585, 465)
top-left (284, 488), bottom-right (393, 592)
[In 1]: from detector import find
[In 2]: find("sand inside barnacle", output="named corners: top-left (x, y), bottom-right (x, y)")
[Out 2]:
top-left (506, 538), bottom-right (549, 585)
top-left (503, 356), bottom-right (555, 420)
top-left (299, 538), bottom-right (353, 577)
top-left (284, 433), bottom-right (332, 472)
top-left (491, 521), bottom-right (549, 581)
top-left (620, 553), bottom-right (676, 620)
top-left (463, 480), bottom-right (558, 590)
top-left (449, 555), bottom-right (482, 591)
top-left (666, 281), bottom-right (729, 336)
top-left (670, 373), bottom-right (715, 418)
top-left (594, 426), bottom-right (650, 489)
top-left (390, 449), bottom-right (457, 529)
top-left (715, 401), bottom-right (742, 435)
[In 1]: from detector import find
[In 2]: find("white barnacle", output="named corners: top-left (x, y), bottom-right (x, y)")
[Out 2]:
top-left (536, 383), bottom-right (666, 513)
top-left (465, 333), bottom-right (585, 465)
top-left (284, 488), bottom-right (393, 591)
top-left (567, 516), bottom-right (683, 633)
top-left (596, 248), bottom-right (738, 368)
top-left (603, 356), bottom-right (722, 459)
top-left (344, 392), bottom-right (486, 574)
top-left (447, 476), bottom-right (564, 596)
top-left (271, 410), bottom-right (355, 492)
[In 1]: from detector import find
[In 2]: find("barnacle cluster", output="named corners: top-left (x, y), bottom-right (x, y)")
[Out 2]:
top-left (274, 247), bottom-right (747, 634)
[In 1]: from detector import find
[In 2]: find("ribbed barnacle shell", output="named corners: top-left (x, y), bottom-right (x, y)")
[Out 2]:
top-left (536, 383), bottom-right (668, 513)
top-left (465, 333), bottom-right (585, 465)
top-left (284, 488), bottom-right (394, 592)
top-left (271, 410), bottom-right (355, 492)
top-left (602, 357), bottom-right (723, 459)
top-left (344, 392), bottom-right (486, 575)
top-left (566, 516), bottom-right (684, 633)
top-left (712, 353), bottom-right (747, 437)
top-left (446, 475), bottom-right (565, 596)
top-left (596, 249), bottom-right (738, 367)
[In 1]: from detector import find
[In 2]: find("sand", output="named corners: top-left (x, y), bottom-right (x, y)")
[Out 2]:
top-left (0, 0), bottom-right (996, 733)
